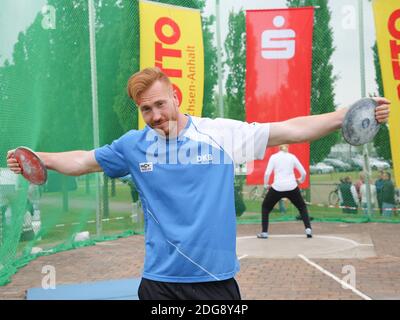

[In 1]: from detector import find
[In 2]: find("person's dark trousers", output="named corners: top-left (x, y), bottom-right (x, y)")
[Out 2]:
top-left (261, 187), bottom-right (311, 233)
top-left (138, 277), bottom-right (241, 300)
top-left (377, 197), bottom-right (383, 215)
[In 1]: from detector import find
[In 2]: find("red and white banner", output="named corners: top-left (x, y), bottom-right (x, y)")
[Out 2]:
top-left (245, 7), bottom-right (314, 188)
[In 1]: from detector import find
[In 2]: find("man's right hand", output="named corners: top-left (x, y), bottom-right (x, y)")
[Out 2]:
top-left (7, 149), bottom-right (102, 177)
top-left (7, 149), bottom-right (22, 174)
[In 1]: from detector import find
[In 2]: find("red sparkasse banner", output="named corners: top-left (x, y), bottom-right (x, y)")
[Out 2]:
top-left (245, 7), bottom-right (314, 188)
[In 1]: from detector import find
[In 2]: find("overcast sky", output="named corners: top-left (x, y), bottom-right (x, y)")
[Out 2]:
top-left (0, 0), bottom-right (47, 65)
top-left (1, 0), bottom-right (379, 108)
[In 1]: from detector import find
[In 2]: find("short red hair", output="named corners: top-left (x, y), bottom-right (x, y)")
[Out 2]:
top-left (127, 67), bottom-right (172, 104)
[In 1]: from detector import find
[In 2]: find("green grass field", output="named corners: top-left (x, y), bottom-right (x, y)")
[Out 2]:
top-left (238, 198), bottom-right (400, 224)
top-left (309, 168), bottom-right (394, 183)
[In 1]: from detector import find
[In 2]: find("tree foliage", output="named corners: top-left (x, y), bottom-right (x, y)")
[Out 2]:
top-left (287, 0), bottom-right (339, 164)
top-left (224, 9), bottom-right (246, 121)
top-left (372, 42), bottom-right (392, 161)
top-left (0, 0), bottom-right (218, 155)
top-left (223, 9), bottom-right (247, 215)
top-left (201, 13), bottom-right (218, 118)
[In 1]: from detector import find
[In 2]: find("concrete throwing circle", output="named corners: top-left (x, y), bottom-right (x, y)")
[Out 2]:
top-left (237, 234), bottom-right (376, 259)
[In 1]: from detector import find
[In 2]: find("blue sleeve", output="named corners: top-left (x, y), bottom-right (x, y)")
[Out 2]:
top-left (95, 137), bottom-right (130, 179)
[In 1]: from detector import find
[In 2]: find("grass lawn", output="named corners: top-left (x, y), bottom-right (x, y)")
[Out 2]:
top-left (309, 168), bottom-right (394, 183)
top-left (238, 198), bottom-right (400, 224)
top-left (14, 206), bottom-right (143, 259)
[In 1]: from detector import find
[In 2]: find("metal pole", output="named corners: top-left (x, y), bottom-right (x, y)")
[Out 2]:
top-left (215, 0), bottom-right (224, 117)
top-left (358, 0), bottom-right (372, 216)
top-left (88, 0), bottom-right (103, 236)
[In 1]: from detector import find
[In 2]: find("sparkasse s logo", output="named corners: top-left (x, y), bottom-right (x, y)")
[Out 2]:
top-left (261, 15), bottom-right (296, 60)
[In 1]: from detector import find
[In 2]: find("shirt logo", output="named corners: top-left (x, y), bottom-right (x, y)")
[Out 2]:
top-left (139, 162), bottom-right (153, 173)
top-left (197, 154), bottom-right (213, 163)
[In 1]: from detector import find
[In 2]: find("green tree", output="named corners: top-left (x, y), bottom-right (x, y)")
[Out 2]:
top-left (110, 0), bottom-right (140, 132)
top-left (23, 0), bottom-right (95, 152)
top-left (224, 9), bottom-right (246, 121)
top-left (201, 14), bottom-right (218, 118)
top-left (96, 1), bottom-right (129, 145)
top-left (224, 9), bottom-right (247, 215)
top-left (0, 61), bottom-right (13, 164)
top-left (0, 0), bottom-right (94, 161)
top-left (287, 0), bottom-right (339, 164)
top-left (372, 43), bottom-right (392, 161)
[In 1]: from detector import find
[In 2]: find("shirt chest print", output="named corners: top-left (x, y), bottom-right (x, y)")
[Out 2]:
top-left (139, 162), bottom-right (153, 173)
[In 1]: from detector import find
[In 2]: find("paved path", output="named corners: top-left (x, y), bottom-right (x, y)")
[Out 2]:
top-left (1, 222), bottom-right (400, 300)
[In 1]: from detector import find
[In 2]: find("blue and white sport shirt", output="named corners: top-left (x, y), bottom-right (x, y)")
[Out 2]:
top-left (95, 115), bottom-right (270, 283)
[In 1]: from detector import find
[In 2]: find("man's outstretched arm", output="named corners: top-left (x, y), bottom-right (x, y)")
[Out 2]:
top-left (267, 97), bottom-right (390, 147)
top-left (7, 150), bottom-right (102, 176)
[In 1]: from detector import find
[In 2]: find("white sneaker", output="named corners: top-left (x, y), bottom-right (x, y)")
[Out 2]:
top-left (257, 232), bottom-right (269, 239)
top-left (305, 228), bottom-right (312, 238)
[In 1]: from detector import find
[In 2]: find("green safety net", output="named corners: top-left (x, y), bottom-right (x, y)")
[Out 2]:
top-left (0, 0), bottom-right (205, 286)
top-left (0, 0), bottom-right (398, 286)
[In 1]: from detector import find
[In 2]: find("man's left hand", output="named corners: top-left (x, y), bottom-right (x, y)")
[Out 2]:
top-left (373, 97), bottom-right (391, 124)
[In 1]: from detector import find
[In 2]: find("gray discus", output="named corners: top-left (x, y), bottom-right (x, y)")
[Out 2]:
top-left (342, 98), bottom-right (380, 146)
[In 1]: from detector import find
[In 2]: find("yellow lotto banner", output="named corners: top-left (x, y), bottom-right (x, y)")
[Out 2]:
top-left (139, 0), bottom-right (204, 129)
top-left (373, 0), bottom-right (400, 187)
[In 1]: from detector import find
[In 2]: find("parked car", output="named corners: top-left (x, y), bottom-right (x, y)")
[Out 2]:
top-left (368, 157), bottom-right (390, 170)
top-left (352, 156), bottom-right (390, 171)
top-left (323, 158), bottom-right (352, 172)
top-left (342, 158), bottom-right (363, 171)
top-left (310, 162), bottom-right (334, 174)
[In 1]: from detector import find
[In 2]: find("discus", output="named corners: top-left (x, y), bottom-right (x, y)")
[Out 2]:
top-left (14, 147), bottom-right (47, 185)
top-left (342, 98), bottom-right (380, 146)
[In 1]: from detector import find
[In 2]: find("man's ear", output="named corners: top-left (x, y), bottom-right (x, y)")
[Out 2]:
top-left (172, 89), bottom-right (180, 108)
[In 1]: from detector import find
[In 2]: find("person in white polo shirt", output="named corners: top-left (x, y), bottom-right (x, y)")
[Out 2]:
top-left (257, 144), bottom-right (312, 239)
